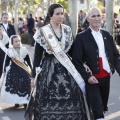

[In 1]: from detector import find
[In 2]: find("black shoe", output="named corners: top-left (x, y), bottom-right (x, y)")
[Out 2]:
top-left (23, 104), bottom-right (27, 109)
top-left (15, 104), bottom-right (19, 107)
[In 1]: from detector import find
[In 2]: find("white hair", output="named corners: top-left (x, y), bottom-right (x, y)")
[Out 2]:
top-left (87, 7), bottom-right (102, 18)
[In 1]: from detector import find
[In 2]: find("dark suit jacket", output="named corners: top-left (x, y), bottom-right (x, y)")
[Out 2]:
top-left (82, 18), bottom-right (89, 30)
top-left (0, 23), bottom-right (16, 37)
top-left (27, 17), bottom-right (35, 33)
top-left (72, 28), bottom-right (120, 82)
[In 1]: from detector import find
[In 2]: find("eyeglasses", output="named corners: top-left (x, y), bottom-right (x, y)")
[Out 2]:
top-left (91, 15), bottom-right (101, 18)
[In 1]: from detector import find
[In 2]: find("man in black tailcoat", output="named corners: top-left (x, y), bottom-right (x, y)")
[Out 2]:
top-left (72, 7), bottom-right (120, 120)
top-left (0, 13), bottom-right (16, 38)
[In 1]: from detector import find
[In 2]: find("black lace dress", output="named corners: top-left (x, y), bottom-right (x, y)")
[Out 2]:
top-left (25, 24), bottom-right (89, 120)
top-left (0, 48), bottom-right (32, 104)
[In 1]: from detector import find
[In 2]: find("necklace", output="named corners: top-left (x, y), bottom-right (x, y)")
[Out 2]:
top-left (50, 24), bottom-right (62, 41)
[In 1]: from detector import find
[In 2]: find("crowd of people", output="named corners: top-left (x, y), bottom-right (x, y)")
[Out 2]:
top-left (0, 3), bottom-right (120, 120)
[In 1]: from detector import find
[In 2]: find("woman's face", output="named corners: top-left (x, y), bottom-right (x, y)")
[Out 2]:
top-left (50, 7), bottom-right (64, 24)
top-left (12, 37), bottom-right (21, 48)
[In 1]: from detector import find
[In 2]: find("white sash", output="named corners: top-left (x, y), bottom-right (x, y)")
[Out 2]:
top-left (0, 40), bottom-right (8, 53)
top-left (40, 26), bottom-right (86, 94)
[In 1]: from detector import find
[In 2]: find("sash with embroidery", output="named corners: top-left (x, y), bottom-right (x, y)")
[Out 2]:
top-left (40, 26), bottom-right (86, 94)
top-left (12, 58), bottom-right (31, 75)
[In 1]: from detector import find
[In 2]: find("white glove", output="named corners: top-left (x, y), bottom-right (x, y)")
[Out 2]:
top-left (35, 67), bottom-right (42, 74)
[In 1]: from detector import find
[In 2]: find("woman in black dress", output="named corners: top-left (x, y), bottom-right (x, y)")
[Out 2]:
top-left (0, 35), bottom-right (32, 108)
top-left (25, 3), bottom-right (89, 120)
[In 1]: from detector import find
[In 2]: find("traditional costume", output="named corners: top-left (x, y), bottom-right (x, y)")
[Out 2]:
top-left (25, 24), bottom-right (89, 120)
top-left (0, 32), bottom-right (9, 77)
top-left (0, 35), bottom-right (32, 104)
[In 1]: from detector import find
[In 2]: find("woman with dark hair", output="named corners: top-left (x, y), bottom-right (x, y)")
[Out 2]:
top-left (25, 3), bottom-right (90, 120)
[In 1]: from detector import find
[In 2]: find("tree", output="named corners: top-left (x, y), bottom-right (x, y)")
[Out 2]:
top-left (86, 0), bottom-right (90, 11)
top-left (68, 0), bottom-right (78, 38)
top-left (46, 0), bottom-right (51, 12)
top-left (106, 0), bottom-right (114, 35)
top-left (14, 0), bottom-right (22, 33)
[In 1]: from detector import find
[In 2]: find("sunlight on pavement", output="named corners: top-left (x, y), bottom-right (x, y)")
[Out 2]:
top-left (105, 111), bottom-right (120, 120)
top-left (2, 116), bottom-right (11, 120)
top-left (108, 103), bottom-right (115, 106)
top-left (0, 107), bottom-right (4, 113)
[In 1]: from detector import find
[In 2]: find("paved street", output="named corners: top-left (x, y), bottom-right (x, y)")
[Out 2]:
top-left (0, 44), bottom-right (120, 120)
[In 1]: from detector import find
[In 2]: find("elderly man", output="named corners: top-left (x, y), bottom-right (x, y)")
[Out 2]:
top-left (72, 7), bottom-right (120, 120)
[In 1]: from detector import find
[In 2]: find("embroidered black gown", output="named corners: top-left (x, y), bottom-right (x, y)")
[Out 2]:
top-left (0, 48), bottom-right (32, 104)
top-left (25, 24), bottom-right (88, 120)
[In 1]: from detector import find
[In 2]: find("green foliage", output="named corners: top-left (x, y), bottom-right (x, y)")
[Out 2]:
top-left (21, 33), bottom-right (29, 44)
top-left (34, 0), bottom-right (39, 4)
top-left (97, 1), bottom-right (104, 10)
top-left (57, 0), bottom-right (69, 12)
top-left (25, 0), bottom-right (30, 3)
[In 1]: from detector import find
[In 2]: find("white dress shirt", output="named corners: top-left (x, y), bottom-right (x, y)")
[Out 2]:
top-left (2, 23), bottom-right (8, 32)
top-left (90, 28), bottom-right (111, 73)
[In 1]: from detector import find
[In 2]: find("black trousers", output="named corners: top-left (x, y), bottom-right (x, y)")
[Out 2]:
top-left (86, 76), bottom-right (110, 119)
top-left (28, 32), bottom-right (35, 46)
top-left (0, 67), bottom-right (2, 78)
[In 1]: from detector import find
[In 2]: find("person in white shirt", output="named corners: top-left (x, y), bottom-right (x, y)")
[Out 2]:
top-left (72, 7), bottom-right (120, 120)
top-left (0, 13), bottom-right (16, 37)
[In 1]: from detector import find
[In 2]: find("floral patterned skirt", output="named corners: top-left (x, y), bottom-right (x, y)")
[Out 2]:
top-left (0, 62), bottom-right (31, 104)
top-left (25, 55), bottom-right (88, 120)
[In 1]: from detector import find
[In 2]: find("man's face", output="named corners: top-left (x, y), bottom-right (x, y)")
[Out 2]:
top-left (87, 8), bottom-right (102, 29)
top-left (2, 14), bottom-right (9, 24)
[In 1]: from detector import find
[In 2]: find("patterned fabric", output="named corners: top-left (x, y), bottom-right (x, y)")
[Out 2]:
top-left (25, 24), bottom-right (89, 120)
top-left (33, 24), bottom-right (73, 54)
top-left (8, 47), bottom-right (29, 63)
top-left (0, 45), bottom-right (32, 104)
top-left (5, 62), bottom-right (31, 97)
top-left (25, 56), bottom-right (88, 120)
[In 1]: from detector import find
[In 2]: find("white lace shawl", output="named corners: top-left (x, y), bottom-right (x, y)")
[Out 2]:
top-left (0, 33), bottom-right (9, 48)
top-left (33, 24), bottom-right (73, 54)
top-left (8, 47), bottom-right (28, 63)
top-left (0, 33), bottom-right (9, 53)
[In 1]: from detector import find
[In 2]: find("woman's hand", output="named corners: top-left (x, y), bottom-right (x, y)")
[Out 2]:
top-left (83, 64), bottom-right (92, 75)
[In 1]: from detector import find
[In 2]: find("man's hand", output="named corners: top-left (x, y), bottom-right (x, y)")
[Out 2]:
top-left (83, 64), bottom-right (92, 75)
top-left (88, 76), bottom-right (99, 84)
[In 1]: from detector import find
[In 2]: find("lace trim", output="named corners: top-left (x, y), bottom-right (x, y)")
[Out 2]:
top-left (8, 47), bottom-right (28, 62)
top-left (33, 24), bottom-right (73, 54)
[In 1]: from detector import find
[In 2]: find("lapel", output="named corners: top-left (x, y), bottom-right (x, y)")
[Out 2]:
top-left (7, 24), bottom-right (10, 32)
top-left (100, 29), bottom-right (108, 51)
top-left (1, 23), bottom-right (9, 33)
top-left (86, 28), bottom-right (98, 47)
top-left (86, 28), bottom-right (108, 51)
top-left (1, 23), bottom-right (7, 33)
